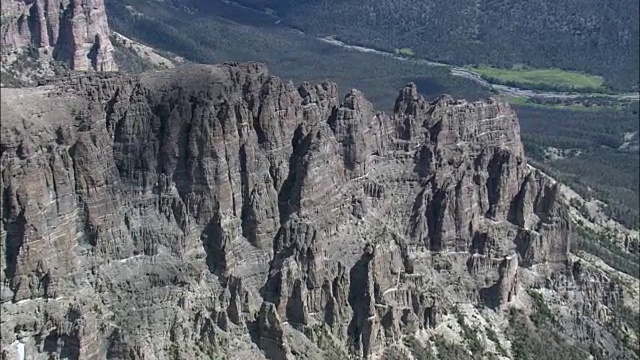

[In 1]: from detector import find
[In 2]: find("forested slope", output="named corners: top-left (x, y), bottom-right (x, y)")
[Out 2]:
top-left (234, 0), bottom-right (640, 91)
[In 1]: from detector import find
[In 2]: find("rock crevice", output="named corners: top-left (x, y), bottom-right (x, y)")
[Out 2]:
top-left (0, 64), bottom-right (603, 359)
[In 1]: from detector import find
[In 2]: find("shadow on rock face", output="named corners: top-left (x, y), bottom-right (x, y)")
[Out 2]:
top-left (346, 245), bottom-right (376, 355)
top-left (201, 211), bottom-right (227, 276)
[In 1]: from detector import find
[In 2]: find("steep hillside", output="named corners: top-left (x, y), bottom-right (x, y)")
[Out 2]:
top-left (1, 64), bottom-right (638, 359)
top-left (517, 103), bottom-right (640, 230)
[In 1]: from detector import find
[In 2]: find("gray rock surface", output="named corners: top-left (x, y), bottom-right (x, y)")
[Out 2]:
top-left (0, 63), bottom-right (637, 359)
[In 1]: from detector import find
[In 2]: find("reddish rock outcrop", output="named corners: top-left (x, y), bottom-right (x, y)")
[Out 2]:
top-left (1, 0), bottom-right (116, 71)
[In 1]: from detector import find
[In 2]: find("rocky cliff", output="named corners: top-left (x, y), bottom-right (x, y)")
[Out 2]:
top-left (1, 63), bottom-right (637, 360)
top-left (1, 0), bottom-right (116, 84)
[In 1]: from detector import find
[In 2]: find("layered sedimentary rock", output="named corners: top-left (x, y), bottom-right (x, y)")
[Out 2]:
top-left (1, 0), bottom-right (116, 71)
top-left (0, 63), bottom-right (635, 359)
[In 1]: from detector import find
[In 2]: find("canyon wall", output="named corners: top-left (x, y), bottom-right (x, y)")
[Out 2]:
top-left (1, 63), bottom-right (635, 359)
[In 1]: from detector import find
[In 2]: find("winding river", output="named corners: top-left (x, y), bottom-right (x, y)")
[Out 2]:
top-left (219, 0), bottom-right (639, 101)
top-left (315, 37), bottom-right (640, 101)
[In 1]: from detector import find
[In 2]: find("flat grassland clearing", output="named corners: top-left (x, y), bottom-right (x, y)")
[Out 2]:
top-left (468, 65), bottom-right (607, 93)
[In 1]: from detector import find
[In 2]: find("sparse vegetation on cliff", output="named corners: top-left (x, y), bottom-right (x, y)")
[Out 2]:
top-left (452, 306), bottom-right (484, 355)
top-left (507, 308), bottom-right (589, 360)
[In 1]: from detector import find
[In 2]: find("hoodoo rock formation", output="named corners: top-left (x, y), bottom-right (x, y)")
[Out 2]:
top-left (1, 63), bottom-right (636, 359)
top-left (1, 0), bottom-right (116, 72)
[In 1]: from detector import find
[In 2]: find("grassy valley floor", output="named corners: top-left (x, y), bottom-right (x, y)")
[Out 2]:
top-left (468, 65), bottom-right (608, 93)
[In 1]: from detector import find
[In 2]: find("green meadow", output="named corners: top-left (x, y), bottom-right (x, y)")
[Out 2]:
top-left (394, 48), bottom-right (416, 57)
top-left (468, 65), bottom-right (607, 93)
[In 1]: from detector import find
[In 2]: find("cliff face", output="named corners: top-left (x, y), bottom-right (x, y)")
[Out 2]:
top-left (1, 0), bottom-right (116, 73)
top-left (0, 64), bottom-right (636, 359)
